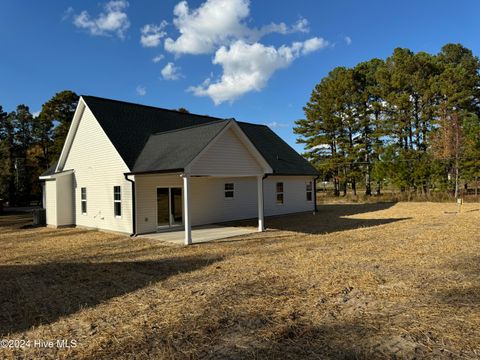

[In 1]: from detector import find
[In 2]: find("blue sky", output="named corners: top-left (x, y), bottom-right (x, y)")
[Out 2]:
top-left (1, 0), bottom-right (479, 152)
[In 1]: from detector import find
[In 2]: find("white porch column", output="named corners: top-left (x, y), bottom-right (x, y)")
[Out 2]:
top-left (183, 174), bottom-right (192, 245)
top-left (257, 175), bottom-right (264, 232)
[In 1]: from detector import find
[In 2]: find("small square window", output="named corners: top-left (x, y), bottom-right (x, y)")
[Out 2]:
top-left (224, 183), bottom-right (234, 199)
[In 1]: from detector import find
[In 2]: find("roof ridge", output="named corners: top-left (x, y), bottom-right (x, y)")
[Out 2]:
top-left (81, 95), bottom-right (226, 121)
top-left (151, 119), bottom-right (227, 136)
top-left (237, 121), bottom-right (269, 128)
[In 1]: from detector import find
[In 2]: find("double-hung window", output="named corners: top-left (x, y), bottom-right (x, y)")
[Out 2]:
top-left (224, 183), bottom-right (234, 199)
top-left (306, 181), bottom-right (313, 201)
top-left (81, 187), bottom-right (87, 214)
top-left (114, 186), bottom-right (121, 217)
top-left (276, 182), bottom-right (284, 205)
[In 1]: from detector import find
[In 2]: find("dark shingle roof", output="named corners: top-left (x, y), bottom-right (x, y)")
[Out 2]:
top-left (132, 121), bottom-right (229, 173)
top-left (82, 96), bottom-right (222, 169)
top-left (239, 123), bottom-right (318, 175)
top-left (81, 96), bottom-right (318, 176)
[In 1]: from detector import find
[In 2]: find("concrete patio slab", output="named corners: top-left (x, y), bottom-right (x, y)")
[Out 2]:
top-left (137, 225), bottom-right (257, 245)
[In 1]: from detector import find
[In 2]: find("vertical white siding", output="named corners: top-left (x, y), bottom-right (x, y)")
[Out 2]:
top-left (264, 176), bottom-right (315, 216)
top-left (190, 128), bottom-right (263, 176)
top-left (45, 180), bottom-right (57, 226)
top-left (63, 106), bottom-right (132, 233)
top-left (56, 174), bottom-right (74, 226)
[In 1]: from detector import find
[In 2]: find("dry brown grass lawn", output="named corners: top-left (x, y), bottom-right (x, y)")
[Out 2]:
top-left (0, 202), bottom-right (479, 359)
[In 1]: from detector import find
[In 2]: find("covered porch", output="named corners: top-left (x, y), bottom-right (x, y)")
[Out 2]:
top-left (131, 172), bottom-right (266, 245)
top-left (126, 119), bottom-right (273, 245)
top-left (137, 224), bottom-right (258, 245)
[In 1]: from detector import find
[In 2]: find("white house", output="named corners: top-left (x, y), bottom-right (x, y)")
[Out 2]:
top-left (40, 96), bottom-right (318, 244)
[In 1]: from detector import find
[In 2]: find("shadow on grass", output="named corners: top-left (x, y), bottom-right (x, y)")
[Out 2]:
top-left (217, 321), bottom-right (377, 359)
top-left (435, 255), bottom-right (480, 307)
top-left (0, 256), bottom-right (222, 336)
top-left (91, 276), bottom-right (403, 359)
top-left (438, 286), bottom-right (480, 307)
top-left (223, 202), bottom-right (409, 235)
top-left (318, 202), bottom-right (397, 216)
top-left (0, 212), bottom-right (32, 228)
top-left (104, 317), bottom-right (380, 359)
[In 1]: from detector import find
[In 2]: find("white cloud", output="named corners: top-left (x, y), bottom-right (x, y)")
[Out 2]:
top-left (265, 121), bottom-right (288, 128)
top-left (62, 7), bottom-right (74, 21)
top-left (136, 85), bottom-right (146, 96)
top-left (154, 0), bottom-right (328, 104)
top-left (292, 17), bottom-right (309, 33)
top-left (165, 0), bottom-right (249, 55)
top-left (300, 37), bottom-right (328, 54)
top-left (32, 110), bottom-right (41, 117)
top-left (164, 0), bottom-right (311, 55)
top-left (188, 38), bottom-right (327, 104)
top-left (344, 36), bottom-right (352, 45)
top-left (73, 0), bottom-right (130, 39)
top-left (152, 54), bottom-right (165, 63)
top-left (140, 21), bottom-right (168, 47)
top-left (161, 62), bottom-right (182, 80)
top-left (311, 144), bottom-right (331, 155)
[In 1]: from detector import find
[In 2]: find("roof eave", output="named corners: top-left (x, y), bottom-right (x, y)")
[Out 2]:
top-left (271, 172), bottom-right (319, 176)
top-left (124, 168), bottom-right (184, 176)
top-left (39, 169), bottom-right (74, 180)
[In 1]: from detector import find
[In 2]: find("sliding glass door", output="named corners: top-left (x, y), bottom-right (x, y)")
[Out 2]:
top-left (170, 188), bottom-right (183, 226)
top-left (157, 187), bottom-right (183, 228)
top-left (157, 188), bottom-right (170, 227)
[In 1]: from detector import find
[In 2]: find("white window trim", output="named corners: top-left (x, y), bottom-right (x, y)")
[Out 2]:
top-left (114, 186), bottom-right (122, 219)
top-left (81, 187), bottom-right (87, 215)
top-left (224, 182), bottom-right (235, 200)
top-left (276, 182), bottom-right (284, 206)
top-left (306, 181), bottom-right (313, 202)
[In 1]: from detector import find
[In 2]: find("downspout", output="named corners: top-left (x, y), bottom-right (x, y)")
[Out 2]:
top-left (262, 174), bottom-right (269, 230)
top-left (124, 173), bottom-right (136, 237)
top-left (313, 175), bottom-right (320, 214)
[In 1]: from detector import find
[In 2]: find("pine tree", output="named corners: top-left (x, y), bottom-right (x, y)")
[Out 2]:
top-left (296, 43), bottom-right (480, 198)
top-left (0, 109), bottom-right (16, 205)
top-left (32, 112), bottom-right (54, 170)
top-left (433, 44), bottom-right (480, 198)
top-left (462, 114), bottom-right (480, 194)
top-left (11, 105), bottom-right (35, 204)
top-left (40, 90), bottom-right (79, 161)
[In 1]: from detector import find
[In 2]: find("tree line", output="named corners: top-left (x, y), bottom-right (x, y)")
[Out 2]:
top-left (0, 91), bottom-right (79, 206)
top-left (294, 43), bottom-right (480, 198)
